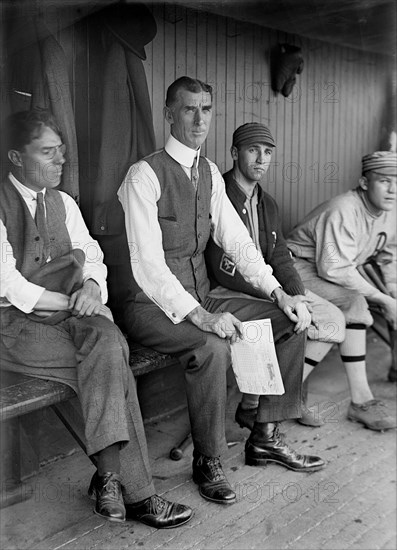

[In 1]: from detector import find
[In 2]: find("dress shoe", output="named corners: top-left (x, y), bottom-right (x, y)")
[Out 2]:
top-left (347, 399), bottom-right (396, 431)
top-left (245, 423), bottom-right (325, 472)
top-left (125, 494), bottom-right (193, 529)
top-left (192, 452), bottom-right (236, 504)
top-left (88, 471), bottom-right (125, 522)
top-left (235, 403), bottom-right (257, 430)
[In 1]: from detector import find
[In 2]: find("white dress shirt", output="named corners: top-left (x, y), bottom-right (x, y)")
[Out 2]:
top-left (0, 173), bottom-right (108, 313)
top-left (118, 134), bottom-right (280, 324)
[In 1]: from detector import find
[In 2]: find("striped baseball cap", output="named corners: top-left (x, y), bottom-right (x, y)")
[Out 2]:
top-left (232, 122), bottom-right (276, 148)
top-left (362, 151), bottom-right (397, 176)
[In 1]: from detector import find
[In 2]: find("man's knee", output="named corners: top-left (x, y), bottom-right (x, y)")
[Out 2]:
top-left (308, 300), bottom-right (346, 343)
top-left (343, 292), bottom-right (373, 327)
top-left (183, 333), bottom-right (231, 375)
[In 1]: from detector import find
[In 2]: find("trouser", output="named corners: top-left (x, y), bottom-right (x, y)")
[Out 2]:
top-left (292, 258), bottom-right (373, 326)
top-left (0, 309), bottom-right (155, 502)
top-left (125, 292), bottom-right (306, 457)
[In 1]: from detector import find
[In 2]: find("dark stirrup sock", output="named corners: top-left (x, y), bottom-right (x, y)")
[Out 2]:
top-left (96, 443), bottom-right (121, 476)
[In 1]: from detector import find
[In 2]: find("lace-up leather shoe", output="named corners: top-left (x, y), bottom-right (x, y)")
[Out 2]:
top-left (88, 471), bottom-right (125, 522)
top-left (192, 453), bottom-right (236, 504)
top-left (347, 399), bottom-right (396, 431)
top-left (246, 425), bottom-right (325, 472)
top-left (125, 495), bottom-right (193, 529)
top-left (235, 403), bottom-right (257, 430)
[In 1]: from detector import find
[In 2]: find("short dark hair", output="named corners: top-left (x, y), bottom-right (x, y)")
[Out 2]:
top-left (4, 108), bottom-right (61, 152)
top-left (165, 76), bottom-right (213, 107)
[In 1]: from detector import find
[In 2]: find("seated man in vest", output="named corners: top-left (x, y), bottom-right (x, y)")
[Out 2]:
top-left (206, 123), bottom-right (395, 432)
top-left (0, 108), bottom-right (193, 528)
top-left (118, 76), bottom-right (325, 508)
top-left (287, 151), bottom-right (397, 428)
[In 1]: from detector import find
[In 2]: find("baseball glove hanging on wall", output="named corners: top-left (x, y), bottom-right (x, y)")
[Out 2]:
top-left (271, 43), bottom-right (304, 98)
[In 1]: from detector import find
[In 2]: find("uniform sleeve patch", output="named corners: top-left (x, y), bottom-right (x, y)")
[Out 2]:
top-left (220, 253), bottom-right (236, 276)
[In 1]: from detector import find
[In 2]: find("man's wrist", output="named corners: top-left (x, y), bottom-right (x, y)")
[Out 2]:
top-left (270, 287), bottom-right (283, 303)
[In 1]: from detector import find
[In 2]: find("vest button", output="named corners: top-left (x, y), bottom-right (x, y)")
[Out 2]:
top-left (242, 208), bottom-right (247, 214)
top-left (35, 257), bottom-right (40, 261)
top-left (35, 236), bottom-right (40, 241)
top-left (100, 226), bottom-right (105, 231)
top-left (198, 233), bottom-right (202, 238)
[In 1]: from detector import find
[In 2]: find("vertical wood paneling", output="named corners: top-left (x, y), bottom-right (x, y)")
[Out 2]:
top-left (145, 4), bottom-right (391, 233)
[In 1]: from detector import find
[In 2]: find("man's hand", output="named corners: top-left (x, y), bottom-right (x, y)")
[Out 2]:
top-left (272, 288), bottom-right (315, 333)
top-left (186, 306), bottom-right (243, 343)
top-left (69, 279), bottom-right (103, 318)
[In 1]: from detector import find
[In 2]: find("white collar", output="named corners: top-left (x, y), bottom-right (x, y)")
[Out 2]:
top-left (165, 134), bottom-right (200, 168)
top-left (8, 172), bottom-right (46, 200)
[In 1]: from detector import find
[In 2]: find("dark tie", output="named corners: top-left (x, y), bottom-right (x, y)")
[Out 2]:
top-left (191, 159), bottom-right (199, 190)
top-left (35, 192), bottom-right (50, 260)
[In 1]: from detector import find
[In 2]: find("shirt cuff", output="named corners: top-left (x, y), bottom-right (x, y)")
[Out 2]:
top-left (21, 284), bottom-right (46, 313)
top-left (159, 293), bottom-right (200, 324)
top-left (83, 274), bottom-right (108, 305)
top-left (259, 275), bottom-right (282, 300)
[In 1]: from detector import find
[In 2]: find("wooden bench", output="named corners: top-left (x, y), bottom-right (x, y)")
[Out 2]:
top-left (0, 341), bottom-right (176, 508)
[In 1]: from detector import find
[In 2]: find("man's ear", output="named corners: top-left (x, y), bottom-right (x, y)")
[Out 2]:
top-left (359, 176), bottom-right (368, 191)
top-left (8, 150), bottom-right (23, 167)
top-left (164, 105), bottom-right (174, 125)
top-left (231, 145), bottom-right (238, 161)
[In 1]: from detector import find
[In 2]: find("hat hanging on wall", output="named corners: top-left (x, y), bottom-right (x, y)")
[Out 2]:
top-left (271, 43), bottom-right (304, 98)
top-left (98, 1), bottom-right (157, 60)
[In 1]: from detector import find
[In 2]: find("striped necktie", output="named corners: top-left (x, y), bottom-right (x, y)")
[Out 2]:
top-left (35, 192), bottom-right (50, 260)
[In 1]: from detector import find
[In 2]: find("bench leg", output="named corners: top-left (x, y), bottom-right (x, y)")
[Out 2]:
top-left (0, 416), bottom-right (37, 508)
top-left (51, 399), bottom-right (97, 467)
top-left (51, 399), bottom-right (87, 454)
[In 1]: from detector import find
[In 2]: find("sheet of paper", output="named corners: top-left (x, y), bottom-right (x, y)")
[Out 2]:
top-left (230, 318), bottom-right (285, 395)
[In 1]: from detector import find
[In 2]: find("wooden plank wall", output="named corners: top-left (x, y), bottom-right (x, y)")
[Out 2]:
top-left (1, 2), bottom-right (391, 233)
top-left (144, 4), bottom-right (391, 232)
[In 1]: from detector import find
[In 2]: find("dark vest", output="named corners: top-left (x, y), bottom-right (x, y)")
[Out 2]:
top-left (144, 150), bottom-right (212, 303)
top-left (0, 178), bottom-right (72, 279)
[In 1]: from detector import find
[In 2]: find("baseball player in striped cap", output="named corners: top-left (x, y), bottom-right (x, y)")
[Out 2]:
top-left (286, 150), bottom-right (396, 429)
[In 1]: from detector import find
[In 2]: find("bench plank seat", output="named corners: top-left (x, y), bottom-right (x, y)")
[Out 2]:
top-left (0, 342), bottom-right (171, 422)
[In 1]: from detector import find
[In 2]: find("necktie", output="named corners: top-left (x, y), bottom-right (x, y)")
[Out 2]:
top-left (191, 159), bottom-right (199, 190)
top-left (35, 192), bottom-right (50, 260)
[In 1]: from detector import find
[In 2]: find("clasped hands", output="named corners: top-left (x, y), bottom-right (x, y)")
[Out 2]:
top-left (68, 280), bottom-right (113, 321)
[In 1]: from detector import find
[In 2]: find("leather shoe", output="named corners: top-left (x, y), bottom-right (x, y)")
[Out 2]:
top-left (192, 452), bottom-right (236, 504)
top-left (126, 494), bottom-right (193, 529)
top-left (235, 403), bottom-right (257, 430)
top-left (347, 399), bottom-right (396, 431)
top-left (88, 471), bottom-right (125, 522)
top-left (246, 424), bottom-right (325, 472)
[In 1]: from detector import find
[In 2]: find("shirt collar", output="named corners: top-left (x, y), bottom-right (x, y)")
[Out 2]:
top-left (165, 134), bottom-right (200, 168)
top-left (356, 186), bottom-right (383, 218)
top-left (235, 179), bottom-right (258, 201)
top-left (8, 172), bottom-right (46, 200)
